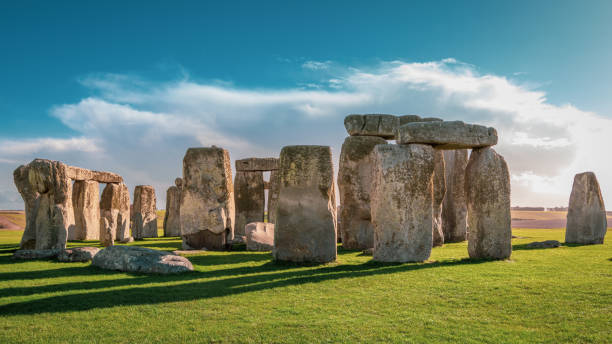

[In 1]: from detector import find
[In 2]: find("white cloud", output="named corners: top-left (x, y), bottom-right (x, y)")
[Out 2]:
top-left (0, 137), bottom-right (100, 156)
top-left (1, 59), bottom-right (610, 210)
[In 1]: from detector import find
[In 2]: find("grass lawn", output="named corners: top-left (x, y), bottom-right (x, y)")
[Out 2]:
top-left (0, 222), bottom-right (610, 343)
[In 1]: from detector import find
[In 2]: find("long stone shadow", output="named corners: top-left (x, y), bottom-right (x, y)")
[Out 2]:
top-left (0, 258), bottom-right (487, 315)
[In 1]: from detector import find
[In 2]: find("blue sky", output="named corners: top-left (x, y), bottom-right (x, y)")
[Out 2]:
top-left (1, 1), bottom-right (612, 209)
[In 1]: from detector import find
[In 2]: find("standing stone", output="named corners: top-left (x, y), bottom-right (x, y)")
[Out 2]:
top-left (163, 178), bottom-right (182, 237)
top-left (13, 159), bottom-right (75, 250)
top-left (371, 144), bottom-right (435, 262)
top-left (71, 180), bottom-right (100, 240)
top-left (442, 149), bottom-right (468, 242)
top-left (115, 183), bottom-right (131, 242)
top-left (267, 170), bottom-right (280, 224)
top-left (99, 183), bottom-right (129, 246)
top-left (132, 185), bottom-right (157, 239)
top-left (565, 172), bottom-right (607, 244)
top-left (245, 222), bottom-right (275, 251)
top-left (273, 145), bottom-right (337, 263)
top-left (338, 136), bottom-right (387, 250)
top-left (465, 147), bottom-right (511, 260)
top-left (180, 147), bottom-right (235, 250)
top-left (234, 171), bottom-right (265, 238)
top-left (432, 149), bottom-right (446, 247)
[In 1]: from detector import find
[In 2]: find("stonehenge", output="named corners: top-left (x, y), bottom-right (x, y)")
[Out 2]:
top-left (72, 180), bottom-right (100, 240)
top-left (397, 120), bottom-right (498, 149)
top-left (245, 222), bottom-right (274, 251)
top-left (132, 185), bottom-right (157, 239)
top-left (442, 149), bottom-right (468, 242)
top-left (273, 145), bottom-right (337, 263)
top-left (180, 147), bottom-right (235, 250)
top-left (163, 178), bottom-right (182, 237)
top-left (565, 172), bottom-right (607, 244)
top-left (99, 183), bottom-right (131, 246)
top-left (432, 149), bottom-right (446, 247)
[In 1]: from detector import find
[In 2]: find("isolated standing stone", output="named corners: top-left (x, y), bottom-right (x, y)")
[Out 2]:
top-left (234, 171), bottom-right (265, 238)
top-left (273, 145), bottom-right (337, 263)
top-left (180, 147), bottom-right (235, 250)
top-left (132, 185), bottom-right (157, 239)
top-left (442, 149), bottom-right (468, 242)
top-left (565, 172), bottom-right (607, 244)
top-left (267, 170), bottom-right (280, 224)
top-left (71, 180), bottom-right (100, 241)
top-left (338, 135), bottom-right (387, 249)
top-left (371, 144), bottom-right (435, 262)
top-left (397, 121), bottom-right (498, 149)
top-left (163, 178), bottom-right (182, 237)
top-left (432, 149), bottom-right (446, 247)
top-left (92, 246), bottom-right (193, 274)
top-left (115, 183), bottom-right (131, 242)
top-left (245, 222), bottom-right (274, 251)
top-left (344, 114), bottom-right (399, 139)
top-left (465, 147), bottom-right (511, 260)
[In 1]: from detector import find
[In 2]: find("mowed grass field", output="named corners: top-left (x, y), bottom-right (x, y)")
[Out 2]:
top-left (0, 211), bottom-right (610, 343)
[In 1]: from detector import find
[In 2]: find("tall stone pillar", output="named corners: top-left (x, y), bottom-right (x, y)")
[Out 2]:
top-left (163, 178), bottom-right (182, 237)
top-left (234, 171), bottom-right (265, 238)
top-left (432, 149), bottom-right (446, 247)
top-left (132, 185), bottom-right (157, 239)
top-left (72, 180), bottom-right (100, 240)
top-left (565, 172), bottom-right (607, 244)
top-left (442, 149), bottom-right (468, 242)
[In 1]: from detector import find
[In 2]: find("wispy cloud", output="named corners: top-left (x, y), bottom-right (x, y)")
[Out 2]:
top-left (302, 60), bottom-right (332, 70)
top-left (0, 137), bottom-right (100, 156)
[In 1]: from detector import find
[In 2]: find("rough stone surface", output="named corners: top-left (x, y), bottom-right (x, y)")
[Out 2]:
top-left (398, 115), bottom-right (443, 126)
top-left (245, 222), bottom-right (274, 251)
top-left (442, 149), bottom-right (468, 242)
top-left (565, 172), bottom-right (607, 244)
top-left (526, 240), bottom-right (561, 249)
top-left (132, 185), bottom-right (157, 239)
top-left (12, 249), bottom-right (59, 260)
top-left (115, 183), bottom-right (131, 242)
top-left (273, 145), bottom-right (337, 263)
top-left (92, 246), bottom-right (193, 274)
top-left (371, 144), bottom-right (435, 262)
top-left (344, 114), bottom-right (399, 139)
top-left (65, 166), bottom-right (123, 183)
top-left (465, 147), bottom-right (512, 260)
top-left (338, 136), bottom-right (387, 250)
top-left (163, 185), bottom-right (181, 237)
top-left (397, 121), bottom-right (498, 149)
top-left (57, 247), bottom-right (100, 262)
top-left (432, 149), bottom-right (446, 247)
top-left (235, 158), bottom-right (279, 171)
top-left (71, 180), bottom-right (100, 241)
top-left (13, 159), bottom-right (75, 250)
top-left (267, 170), bottom-right (280, 224)
top-left (234, 171), bottom-right (265, 237)
top-left (180, 147), bottom-right (235, 250)
top-left (99, 183), bottom-right (129, 246)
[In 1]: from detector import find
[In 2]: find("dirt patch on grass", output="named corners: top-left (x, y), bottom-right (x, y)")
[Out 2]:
top-left (0, 215), bottom-right (21, 230)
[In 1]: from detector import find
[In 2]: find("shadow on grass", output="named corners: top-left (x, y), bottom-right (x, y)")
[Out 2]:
top-left (0, 257), bottom-right (488, 315)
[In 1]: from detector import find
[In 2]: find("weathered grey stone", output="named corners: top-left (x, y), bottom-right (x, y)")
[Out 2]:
top-left (338, 136), bottom-right (387, 250)
top-left (65, 166), bottom-right (123, 183)
top-left (432, 149), bottom-right (446, 247)
top-left (132, 185), bottom-right (157, 239)
top-left (397, 121), bottom-right (498, 149)
top-left (175, 177), bottom-right (183, 189)
top-left (12, 249), bottom-right (59, 260)
top-left (442, 149), bottom-right (468, 242)
top-left (235, 158), bottom-right (279, 171)
top-left (92, 246), bottom-right (193, 274)
top-left (344, 114), bottom-right (399, 139)
top-left (398, 115), bottom-right (443, 126)
top-left (115, 183), bottom-right (131, 242)
top-left (526, 240), bottom-right (561, 249)
top-left (565, 172), bottom-right (607, 244)
top-left (245, 222), bottom-right (274, 251)
top-left (234, 171), bottom-right (265, 237)
top-left (273, 145), bottom-right (337, 263)
top-left (163, 185), bottom-right (181, 237)
top-left (71, 180), bottom-right (100, 241)
top-left (13, 159), bottom-right (75, 250)
top-left (57, 247), bottom-right (100, 262)
top-left (180, 147), bottom-right (235, 250)
top-left (465, 147), bottom-right (511, 260)
top-left (371, 144), bottom-right (435, 262)
top-left (100, 183), bottom-right (129, 246)
top-left (267, 170), bottom-right (280, 224)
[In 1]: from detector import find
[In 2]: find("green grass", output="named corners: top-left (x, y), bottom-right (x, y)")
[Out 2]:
top-left (0, 228), bottom-right (610, 343)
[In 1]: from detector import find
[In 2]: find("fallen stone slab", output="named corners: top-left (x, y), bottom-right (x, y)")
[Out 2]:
top-left (235, 157), bottom-right (279, 171)
top-left (526, 240), bottom-right (561, 249)
top-left (344, 114), bottom-right (399, 139)
top-left (565, 172), bottom-right (607, 244)
top-left (92, 246), bottom-right (193, 274)
top-left (245, 222), bottom-right (274, 251)
top-left (57, 247), bottom-right (100, 262)
top-left (12, 249), bottom-right (59, 260)
top-left (397, 120), bottom-right (498, 149)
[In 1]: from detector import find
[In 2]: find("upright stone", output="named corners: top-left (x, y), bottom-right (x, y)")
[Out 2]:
top-left (432, 149), bottom-right (446, 247)
top-left (163, 178), bottom-right (182, 237)
top-left (267, 170), bottom-right (280, 224)
top-left (442, 149), bottom-right (468, 242)
top-left (565, 172), bottom-right (607, 244)
top-left (71, 180), bottom-right (100, 240)
top-left (234, 170), bottom-right (265, 238)
top-left (371, 144), bottom-right (435, 262)
top-left (338, 135), bottom-right (387, 249)
top-left (132, 185), bottom-right (157, 239)
top-left (180, 147), bottom-right (235, 250)
top-left (465, 147), bottom-right (511, 259)
top-left (115, 183), bottom-right (131, 242)
top-left (100, 183), bottom-right (121, 246)
top-left (273, 145), bottom-right (337, 263)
